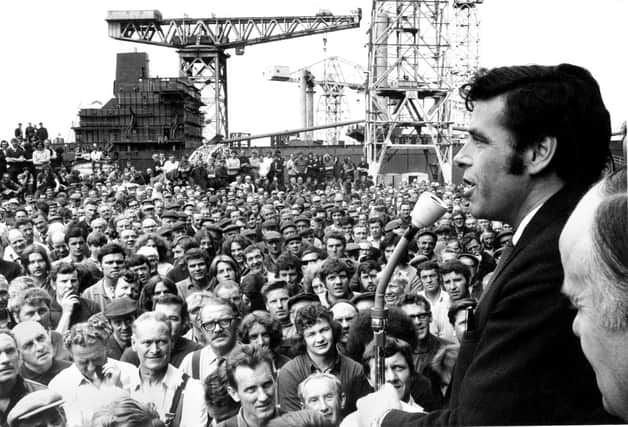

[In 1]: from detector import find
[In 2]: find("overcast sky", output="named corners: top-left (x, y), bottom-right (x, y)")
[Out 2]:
top-left (0, 0), bottom-right (625, 141)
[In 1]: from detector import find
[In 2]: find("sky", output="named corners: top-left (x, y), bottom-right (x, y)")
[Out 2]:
top-left (0, 0), bottom-right (625, 141)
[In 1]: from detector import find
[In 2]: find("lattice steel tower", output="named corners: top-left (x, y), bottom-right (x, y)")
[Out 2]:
top-left (365, 0), bottom-right (482, 183)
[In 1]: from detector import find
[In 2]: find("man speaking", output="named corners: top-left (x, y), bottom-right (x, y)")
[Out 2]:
top-left (358, 64), bottom-right (618, 425)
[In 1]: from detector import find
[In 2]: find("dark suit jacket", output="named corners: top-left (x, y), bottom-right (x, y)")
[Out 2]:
top-left (382, 185), bottom-right (618, 426)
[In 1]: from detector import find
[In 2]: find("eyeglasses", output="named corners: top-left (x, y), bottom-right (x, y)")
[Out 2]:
top-left (201, 318), bottom-right (234, 332)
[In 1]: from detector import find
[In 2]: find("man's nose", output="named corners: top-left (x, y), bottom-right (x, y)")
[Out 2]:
top-left (454, 141), bottom-right (472, 168)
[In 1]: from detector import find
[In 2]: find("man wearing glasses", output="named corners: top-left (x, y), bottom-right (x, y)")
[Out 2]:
top-left (180, 296), bottom-right (241, 381)
top-left (400, 295), bottom-right (453, 376)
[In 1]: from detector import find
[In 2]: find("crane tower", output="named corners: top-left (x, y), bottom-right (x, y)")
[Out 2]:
top-left (365, 0), bottom-right (482, 183)
top-left (106, 9), bottom-right (362, 139)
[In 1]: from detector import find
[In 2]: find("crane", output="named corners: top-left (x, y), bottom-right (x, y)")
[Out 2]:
top-left (265, 55), bottom-right (366, 143)
top-left (364, 0), bottom-right (483, 183)
top-left (106, 9), bottom-right (362, 140)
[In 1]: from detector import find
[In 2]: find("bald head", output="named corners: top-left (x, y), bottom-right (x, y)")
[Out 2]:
top-left (12, 321), bottom-right (53, 373)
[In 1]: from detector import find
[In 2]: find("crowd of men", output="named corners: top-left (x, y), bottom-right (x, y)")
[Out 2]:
top-left (3, 63), bottom-right (628, 427)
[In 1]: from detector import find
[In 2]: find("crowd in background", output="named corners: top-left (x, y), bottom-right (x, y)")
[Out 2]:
top-left (0, 139), bottom-right (509, 427)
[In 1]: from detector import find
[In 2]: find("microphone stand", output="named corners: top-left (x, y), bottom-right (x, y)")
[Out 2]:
top-left (371, 191), bottom-right (447, 390)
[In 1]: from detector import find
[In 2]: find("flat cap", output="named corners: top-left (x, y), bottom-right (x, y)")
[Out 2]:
top-left (384, 219), bottom-right (402, 233)
top-left (7, 390), bottom-right (64, 427)
top-left (223, 224), bottom-right (241, 234)
top-left (294, 216), bottom-right (310, 224)
top-left (287, 293), bottom-right (319, 309)
top-left (261, 220), bottom-right (278, 229)
top-left (160, 210), bottom-right (179, 219)
top-left (103, 297), bottom-right (137, 319)
top-left (263, 231), bottom-right (282, 241)
top-left (170, 221), bottom-right (187, 232)
top-left (242, 229), bottom-right (258, 241)
top-left (280, 221), bottom-right (296, 232)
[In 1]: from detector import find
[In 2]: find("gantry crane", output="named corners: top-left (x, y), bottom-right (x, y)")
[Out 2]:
top-left (365, 0), bottom-right (483, 183)
top-left (106, 9), bottom-right (362, 139)
top-left (265, 55), bottom-right (366, 143)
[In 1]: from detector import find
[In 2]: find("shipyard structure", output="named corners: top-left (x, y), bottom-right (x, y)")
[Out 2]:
top-left (73, 52), bottom-right (203, 157)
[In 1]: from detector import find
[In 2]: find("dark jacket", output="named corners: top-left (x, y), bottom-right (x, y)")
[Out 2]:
top-left (382, 185), bottom-right (618, 426)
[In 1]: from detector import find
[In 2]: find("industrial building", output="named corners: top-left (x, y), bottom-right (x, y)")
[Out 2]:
top-left (73, 52), bottom-right (203, 157)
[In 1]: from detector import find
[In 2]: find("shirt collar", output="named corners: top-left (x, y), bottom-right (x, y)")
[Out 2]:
top-left (130, 364), bottom-right (181, 391)
top-left (306, 351), bottom-right (342, 374)
top-left (512, 202), bottom-right (544, 246)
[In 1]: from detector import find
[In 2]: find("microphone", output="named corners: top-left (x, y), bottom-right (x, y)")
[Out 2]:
top-left (371, 191), bottom-right (447, 390)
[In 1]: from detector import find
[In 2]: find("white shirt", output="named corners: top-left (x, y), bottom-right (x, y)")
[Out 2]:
top-left (340, 395), bottom-right (423, 427)
top-left (512, 203), bottom-right (544, 246)
top-left (179, 344), bottom-right (241, 382)
top-left (420, 289), bottom-right (456, 342)
top-left (126, 364), bottom-right (208, 427)
top-left (49, 358), bottom-right (137, 427)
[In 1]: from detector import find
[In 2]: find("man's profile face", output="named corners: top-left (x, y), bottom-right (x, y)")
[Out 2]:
top-left (301, 377), bottom-right (345, 425)
top-left (454, 96), bottom-right (529, 221)
top-left (0, 334), bottom-right (20, 383)
top-left (229, 363), bottom-right (276, 425)
top-left (560, 184), bottom-right (628, 419)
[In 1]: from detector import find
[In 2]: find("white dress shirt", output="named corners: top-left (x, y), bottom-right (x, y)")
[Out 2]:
top-left (49, 358), bottom-right (136, 427)
top-left (126, 364), bottom-right (208, 427)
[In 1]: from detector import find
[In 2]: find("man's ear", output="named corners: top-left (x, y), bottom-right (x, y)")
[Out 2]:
top-left (227, 385), bottom-right (241, 403)
top-left (525, 136), bottom-right (557, 176)
top-left (131, 335), bottom-right (137, 353)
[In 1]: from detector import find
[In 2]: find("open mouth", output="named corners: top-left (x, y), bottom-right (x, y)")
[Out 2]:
top-left (463, 179), bottom-right (476, 198)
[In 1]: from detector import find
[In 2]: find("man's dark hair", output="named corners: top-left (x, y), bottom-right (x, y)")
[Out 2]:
top-left (345, 307), bottom-right (418, 362)
top-left (126, 254), bottom-right (150, 269)
top-left (293, 305), bottom-right (341, 353)
top-left (362, 336), bottom-right (415, 378)
top-left (51, 262), bottom-right (77, 282)
top-left (274, 253), bottom-right (302, 275)
top-left (184, 248), bottom-right (209, 267)
top-left (153, 294), bottom-right (189, 322)
top-left (417, 260), bottom-right (440, 275)
top-left (461, 64), bottom-right (610, 186)
top-left (97, 243), bottom-right (126, 262)
top-left (260, 281), bottom-right (288, 302)
top-left (440, 260), bottom-right (471, 284)
top-left (319, 258), bottom-right (351, 282)
top-left (238, 310), bottom-right (283, 351)
top-left (400, 294), bottom-right (431, 313)
top-left (64, 226), bottom-right (86, 244)
top-left (324, 231), bottom-right (346, 246)
top-left (225, 344), bottom-right (274, 389)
